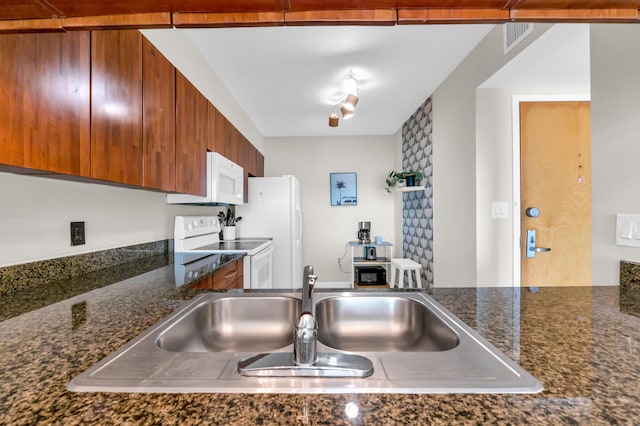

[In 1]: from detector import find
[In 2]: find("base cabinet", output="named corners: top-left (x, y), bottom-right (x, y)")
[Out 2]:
top-left (189, 258), bottom-right (243, 290)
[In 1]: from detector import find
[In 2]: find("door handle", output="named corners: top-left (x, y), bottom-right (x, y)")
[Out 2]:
top-left (526, 230), bottom-right (551, 258)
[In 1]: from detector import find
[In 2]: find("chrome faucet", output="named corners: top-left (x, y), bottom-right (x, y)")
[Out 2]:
top-left (301, 265), bottom-right (317, 315)
top-left (238, 264), bottom-right (373, 378)
top-left (294, 265), bottom-right (318, 366)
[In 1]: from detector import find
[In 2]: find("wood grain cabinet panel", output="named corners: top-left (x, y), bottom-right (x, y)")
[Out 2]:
top-left (256, 150), bottom-right (264, 177)
top-left (223, 117), bottom-right (240, 164)
top-left (187, 258), bottom-right (244, 290)
top-left (175, 71), bottom-right (207, 196)
top-left (142, 37), bottom-right (176, 192)
top-left (0, 32), bottom-right (90, 175)
top-left (207, 103), bottom-right (229, 158)
top-left (212, 258), bottom-right (243, 289)
top-left (91, 30), bottom-right (143, 186)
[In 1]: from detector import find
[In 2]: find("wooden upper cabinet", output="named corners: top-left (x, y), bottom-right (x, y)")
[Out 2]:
top-left (207, 103), bottom-right (229, 158)
top-left (142, 37), bottom-right (176, 192)
top-left (223, 117), bottom-right (240, 164)
top-left (256, 150), bottom-right (265, 177)
top-left (91, 30), bottom-right (143, 186)
top-left (0, 32), bottom-right (90, 175)
top-left (246, 140), bottom-right (259, 177)
top-left (175, 71), bottom-right (207, 196)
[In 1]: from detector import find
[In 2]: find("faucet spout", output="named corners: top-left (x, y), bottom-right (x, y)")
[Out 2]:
top-left (301, 265), bottom-right (317, 315)
top-left (294, 265), bottom-right (318, 366)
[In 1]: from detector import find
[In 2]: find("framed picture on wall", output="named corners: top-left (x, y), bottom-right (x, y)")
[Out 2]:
top-left (330, 172), bottom-right (357, 206)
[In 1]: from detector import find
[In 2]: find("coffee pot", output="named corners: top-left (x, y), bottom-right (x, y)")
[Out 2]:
top-left (357, 221), bottom-right (371, 244)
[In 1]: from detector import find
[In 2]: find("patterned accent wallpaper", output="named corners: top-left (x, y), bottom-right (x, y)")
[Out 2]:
top-left (401, 96), bottom-right (434, 288)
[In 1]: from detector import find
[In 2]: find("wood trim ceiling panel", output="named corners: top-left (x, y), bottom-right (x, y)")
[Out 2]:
top-left (284, 9), bottom-right (397, 25)
top-left (0, 18), bottom-right (63, 33)
top-left (510, 8), bottom-right (639, 21)
top-left (397, 8), bottom-right (509, 24)
top-left (173, 12), bottom-right (285, 28)
top-left (61, 13), bottom-right (172, 30)
top-left (0, 0), bottom-right (61, 20)
top-left (1, 0), bottom-right (640, 29)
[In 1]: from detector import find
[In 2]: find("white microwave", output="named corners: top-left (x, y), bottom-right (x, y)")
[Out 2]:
top-left (167, 152), bottom-right (244, 205)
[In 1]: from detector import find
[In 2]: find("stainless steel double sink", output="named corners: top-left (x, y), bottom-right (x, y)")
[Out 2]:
top-left (68, 291), bottom-right (542, 394)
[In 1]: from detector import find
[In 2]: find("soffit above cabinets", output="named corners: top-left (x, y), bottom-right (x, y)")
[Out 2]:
top-left (2, 1), bottom-right (640, 24)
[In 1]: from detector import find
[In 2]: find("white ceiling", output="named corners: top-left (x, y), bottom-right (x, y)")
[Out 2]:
top-left (185, 23), bottom-right (590, 138)
top-left (186, 25), bottom-right (494, 137)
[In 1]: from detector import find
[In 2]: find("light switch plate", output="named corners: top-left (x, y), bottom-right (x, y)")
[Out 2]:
top-left (491, 201), bottom-right (509, 219)
top-left (616, 214), bottom-right (640, 247)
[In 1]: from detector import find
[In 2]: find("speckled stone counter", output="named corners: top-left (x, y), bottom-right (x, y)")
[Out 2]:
top-left (1, 262), bottom-right (640, 424)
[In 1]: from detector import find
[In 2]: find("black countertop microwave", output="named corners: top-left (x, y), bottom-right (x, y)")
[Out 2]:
top-left (356, 266), bottom-right (387, 285)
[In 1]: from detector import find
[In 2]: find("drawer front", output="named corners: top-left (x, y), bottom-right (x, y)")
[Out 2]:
top-left (213, 258), bottom-right (243, 289)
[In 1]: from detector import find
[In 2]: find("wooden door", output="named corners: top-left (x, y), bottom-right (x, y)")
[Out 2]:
top-left (142, 37), bottom-right (176, 192)
top-left (175, 71), bottom-right (207, 196)
top-left (520, 101), bottom-right (591, 286)
top-left (91, 30), bottom-right (143, 185)
top-left (0, 32), bottom-right (90, 175)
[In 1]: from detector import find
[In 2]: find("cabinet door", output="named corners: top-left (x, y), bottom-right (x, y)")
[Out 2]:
top-left (188, 275), bottom-right (212, 290)
top-left (0, 32), bottom-right (90, 175)
top-left (223, 117), bottom-right (239, 164)
top-left (142, 37), bottom-right (176, 192)
top-left (212, 259), bottom-right (243, 289)
top-left (256, 150), bottom-right (264, 177)
top-left (207, 103), bottom-right (229, 158)
top-left (175, 71), bottom-right (207, 196)
top-left (91, 30), bottom-right (143, 185)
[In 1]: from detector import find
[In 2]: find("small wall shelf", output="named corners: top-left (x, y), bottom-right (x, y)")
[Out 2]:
top-left (395, 186), bottom-right (425, 193)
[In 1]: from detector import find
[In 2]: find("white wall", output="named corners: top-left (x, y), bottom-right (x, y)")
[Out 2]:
top-left (475, 88), bottom-right (515, 286)
top-left (264, 136), bottom-right (396, 283)
top-left (0, 172), bottom-right (220, 267)
top-left (591, 24), bottom-right (640, 284)
top-left (432, 24), bottom-right (552, 287)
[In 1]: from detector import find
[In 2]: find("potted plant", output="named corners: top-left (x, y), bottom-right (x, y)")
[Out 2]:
top-left (385, 170), bottom-right (424, 193)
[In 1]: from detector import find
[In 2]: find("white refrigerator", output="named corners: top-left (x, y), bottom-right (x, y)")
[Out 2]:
top-left (237, 176), bottom-right (302, 289)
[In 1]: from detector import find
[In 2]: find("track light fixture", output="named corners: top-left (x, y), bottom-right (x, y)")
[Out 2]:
top-left (342, 93), bottom-right (359, 112)
top-left (328, 71), bottom-right (360, 127)
top-left (328, 110), bottom-right (339, 127)
top-left (340, 105), bottom-right (354, 120)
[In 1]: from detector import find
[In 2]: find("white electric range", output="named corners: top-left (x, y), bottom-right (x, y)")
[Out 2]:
top-left (173, 216), bottom-right (273, 289)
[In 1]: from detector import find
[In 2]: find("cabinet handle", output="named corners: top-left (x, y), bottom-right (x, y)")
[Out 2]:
top-left (224, 270), bottom-right (238, 279)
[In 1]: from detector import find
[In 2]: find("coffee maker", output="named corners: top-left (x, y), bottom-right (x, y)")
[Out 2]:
top-left (357, 221), bottom-right (371, 244)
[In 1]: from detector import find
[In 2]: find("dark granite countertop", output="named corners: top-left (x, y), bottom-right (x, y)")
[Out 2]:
top-left (1, 260), bottom-right (640, 424)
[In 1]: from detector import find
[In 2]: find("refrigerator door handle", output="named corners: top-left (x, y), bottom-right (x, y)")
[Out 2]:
top-left (296, 208), bottom-right (303, 241)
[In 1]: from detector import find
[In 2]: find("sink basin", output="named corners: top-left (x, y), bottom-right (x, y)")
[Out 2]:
top-left (68, 290), bottom-right (542, 394)
top-left (316, 296), bottom-right (459, 352)
top-left (156, 296), bottom-right (300, 352)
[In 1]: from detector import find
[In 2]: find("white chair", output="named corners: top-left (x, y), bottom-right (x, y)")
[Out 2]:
top-left (390, 258), bottom-right (423, 289)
